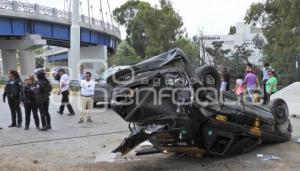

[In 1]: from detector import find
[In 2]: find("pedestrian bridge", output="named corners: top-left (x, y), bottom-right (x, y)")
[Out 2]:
top-left (0, 0), bottom-right (121, 77)
top-left (0, 0), bottom-right (120, 49)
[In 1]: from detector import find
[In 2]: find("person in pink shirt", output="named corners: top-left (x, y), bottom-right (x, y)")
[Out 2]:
top-left (233, 75), bottom-right (244, 99)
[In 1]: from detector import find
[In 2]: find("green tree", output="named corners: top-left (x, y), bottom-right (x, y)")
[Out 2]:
top-left (252, 34), bottom-right (265, 51)
top-left (230, 44), bottom-right (253, 78)
top-left (113, 0), bottom-right (183, 58)
top-left (109, 41), bottom-right (141, 66)
top-left (35, 57), bottom-right (45, 68)
top-left (229, 26), bottom-right (236, 35)
top-left (174, 36), bottom-right (201, 66)
top-left (245, 0), bottom-right (300, 85)
top-left (33, 47), bottom-right (46, 68)
top-left (205, 41), bottom-right (231, 68)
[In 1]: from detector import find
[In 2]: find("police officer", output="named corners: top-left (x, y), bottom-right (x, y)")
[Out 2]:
top-left (34, 68), bottom-right (52, 131)
top-left (3, 70), bottom-right (23, 128)
top-left (57, 69), bottom-right (75, 115)
top-left (21, 75), bottom-right (40, 130)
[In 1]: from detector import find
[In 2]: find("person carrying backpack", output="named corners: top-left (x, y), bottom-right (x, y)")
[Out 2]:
top-left (34, 68), bottom-right (52, 131)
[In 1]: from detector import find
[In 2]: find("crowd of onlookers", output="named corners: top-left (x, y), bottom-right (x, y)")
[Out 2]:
top-left (0, 65), bottom-right (96, 130)
top-left (220, 62), bottom-right (278, 104)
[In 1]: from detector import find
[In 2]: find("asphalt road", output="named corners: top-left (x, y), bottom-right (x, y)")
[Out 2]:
top-left (1, 89), bottom-right (300, 171)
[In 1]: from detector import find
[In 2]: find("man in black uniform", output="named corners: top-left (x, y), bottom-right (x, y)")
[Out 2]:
top-left (21, 75), bottom-right (40, 130)
top-left (34, 69), bottom-right (52, 131)
top-left (3, 70), bottom-right (23, 128)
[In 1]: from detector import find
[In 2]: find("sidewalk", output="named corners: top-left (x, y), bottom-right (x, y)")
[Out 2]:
top-left (0, 89), bottom-right (128, 170)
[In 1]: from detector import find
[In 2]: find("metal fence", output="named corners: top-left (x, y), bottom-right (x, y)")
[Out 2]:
top-left (0, 1), bottom-right (121, 38)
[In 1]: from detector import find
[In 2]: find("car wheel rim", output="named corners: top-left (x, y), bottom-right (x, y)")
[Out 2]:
top-left (276, 103), bottom-right (287, 118)
top-left (205, 74), bottom-right (216, 87)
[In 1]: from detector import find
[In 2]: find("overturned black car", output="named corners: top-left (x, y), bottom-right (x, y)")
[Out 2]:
top-left (107, 48), bottom-right (292, 157)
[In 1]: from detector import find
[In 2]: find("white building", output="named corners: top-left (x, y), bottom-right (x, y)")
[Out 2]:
top-left (201, 22), bottom-right (265, 65)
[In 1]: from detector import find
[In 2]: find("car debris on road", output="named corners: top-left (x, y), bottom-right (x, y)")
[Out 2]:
top-left (257, 154), bottom-right (281, 161)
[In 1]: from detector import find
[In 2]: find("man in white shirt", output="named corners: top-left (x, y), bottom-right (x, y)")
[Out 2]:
top-left (57, 69), bottom-right (75, 115)
top-left (79, 72), bottom-right (95, 123)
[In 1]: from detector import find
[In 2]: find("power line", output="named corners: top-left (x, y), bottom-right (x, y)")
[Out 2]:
top-left (99, 0), bottom-right (105, 25)
top-left (106, 0), bottom-right (114, 33)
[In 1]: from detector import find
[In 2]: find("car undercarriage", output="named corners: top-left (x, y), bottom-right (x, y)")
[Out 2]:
top-left (107, 48), bottom-right (292, 157)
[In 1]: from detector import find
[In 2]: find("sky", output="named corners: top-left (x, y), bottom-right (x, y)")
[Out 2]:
top-left (19, 0), bottom-right (262, 38)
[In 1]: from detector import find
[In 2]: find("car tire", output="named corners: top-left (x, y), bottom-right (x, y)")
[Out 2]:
top-left (195, 66), bottom-right (221, 102)
top-left (268, 99), bottom-right (289, 125)
top-left (196, 65), bottom-right (221, 90)
top-left (93, 101), bottom-right (98, 108)
top-left (276, 119), bottom-right (292, 140)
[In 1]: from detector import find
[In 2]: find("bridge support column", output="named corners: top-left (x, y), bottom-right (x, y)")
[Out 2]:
top-left (1, 50), bottom-right (17, 75)
top-left (19, 50), bottom-right (36, 76)
top-left (69, 0), bottom-right (81, 80)
top-left (79, 45), bottom-right (107, 74)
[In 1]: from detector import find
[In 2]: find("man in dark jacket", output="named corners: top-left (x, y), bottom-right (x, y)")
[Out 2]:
top-left (21, 75), bottom-right (40, 130)
top-left (3, 70), bottom-right (23, 128)
top-left (34, 68), bottom-right (52, 131)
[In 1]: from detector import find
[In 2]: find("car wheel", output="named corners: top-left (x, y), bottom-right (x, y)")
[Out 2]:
top-left (196, 66), bottom-right (221, 101)
top-left (93, 101), bottom-right (98, 108)
top-left (196, 65), bottom-right (221, 90)
top-left (268, 99), bottom-right (289, 125)
top-left (276, 119), bottom-right (292, 139)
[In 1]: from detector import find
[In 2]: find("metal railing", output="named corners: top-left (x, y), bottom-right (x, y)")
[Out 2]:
top-left (0, 1), bottom-right (121, 38)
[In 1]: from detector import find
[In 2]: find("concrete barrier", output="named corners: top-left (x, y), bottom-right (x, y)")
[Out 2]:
top-left (271, 82), bottom-right (300, 115)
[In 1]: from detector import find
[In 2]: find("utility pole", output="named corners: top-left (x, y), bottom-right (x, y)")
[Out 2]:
top-left (87, 0), bottom-right (91, 26)
top-left (69, 0), bottom-right (80, 81)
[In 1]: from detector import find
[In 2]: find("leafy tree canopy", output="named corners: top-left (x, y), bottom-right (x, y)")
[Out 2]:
top-left (113, 0), bottom-right (183, 58)
top-left (229, 26), bottom-right (236, 35)
top-left (245, 0), bottom-right (300, 84)
top-left (35, 57), bottom-right (45, 68)
top-left (174, 36), bottom-right (201, 67)
top-left (108, 41), bottom-right (141, 66)
top-left (205, 41), bottom-right (231, 68)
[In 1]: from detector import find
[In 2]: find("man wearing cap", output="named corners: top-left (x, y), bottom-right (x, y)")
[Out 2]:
top-left (57, 69), bottom-right (75, 115)
top-left (78, 72), bottom-right (95, 123)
